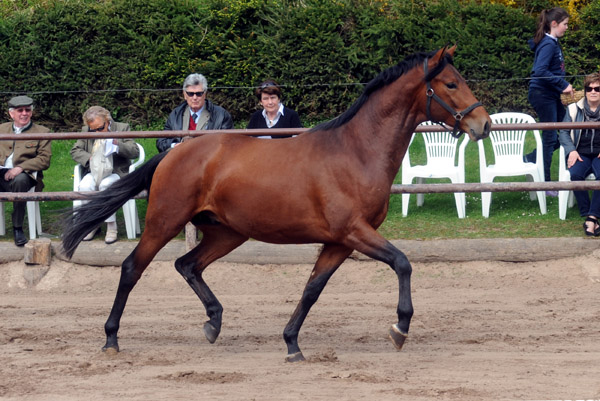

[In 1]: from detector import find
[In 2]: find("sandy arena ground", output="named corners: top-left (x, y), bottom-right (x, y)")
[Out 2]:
top-left (1, 250), bottom-right (600, 400)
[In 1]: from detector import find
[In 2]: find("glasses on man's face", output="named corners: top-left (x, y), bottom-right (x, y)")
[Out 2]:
top-left (15, 108), bottom-right (32, 114)
top-left (88, 122), bottom-right (107, 132)
top-left (585, 86), bottom-right (600, 93)
top-left (185, 91), bottom-right (205, 98)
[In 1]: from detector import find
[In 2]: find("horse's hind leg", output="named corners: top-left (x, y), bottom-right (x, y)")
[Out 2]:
top-left (103, 232), bottom-right (174, 353)
top-left (283, 243), bottom-right (353, 362)
top-left (174, 225), bottom-right (248, 344)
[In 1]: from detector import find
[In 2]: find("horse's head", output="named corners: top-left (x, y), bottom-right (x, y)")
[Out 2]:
top-left (422, 45), bottom-right (491, 141)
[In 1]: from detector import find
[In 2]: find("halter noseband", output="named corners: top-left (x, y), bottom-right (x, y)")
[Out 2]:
top-left (424, 58), bottom-right (482, 138)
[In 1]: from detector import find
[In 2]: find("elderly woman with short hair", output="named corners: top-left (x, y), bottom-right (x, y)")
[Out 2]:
top-left (247, 80), bottom-right (302, 138)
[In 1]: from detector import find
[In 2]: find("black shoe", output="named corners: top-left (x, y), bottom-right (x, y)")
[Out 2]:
top-left (523, 152), bottom-right (536, 164)
top-left (13, 227), bottom-right (28, 246)
top-left (583, 217), bottom-right (600, 237)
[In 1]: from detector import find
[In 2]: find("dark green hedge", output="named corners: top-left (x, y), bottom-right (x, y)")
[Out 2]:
top-left (0, 0), bottom-right (598, 131)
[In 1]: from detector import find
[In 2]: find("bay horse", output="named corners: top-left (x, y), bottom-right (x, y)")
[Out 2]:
top-left (62, 46), bottom-right (491, 362)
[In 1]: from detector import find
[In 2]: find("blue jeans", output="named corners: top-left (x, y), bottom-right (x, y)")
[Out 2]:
top-left (525, 88), bottom-right (566, 181)
top-left (568, 154), bottom-right (600, 217)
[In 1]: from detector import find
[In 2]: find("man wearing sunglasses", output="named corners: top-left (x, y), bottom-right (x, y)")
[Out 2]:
top-left (0, 96), bottom-right (52, 246)
top-left (156, 73), bottom-right (233, 152)
top-left (559, 73), bottom-right (600, 236)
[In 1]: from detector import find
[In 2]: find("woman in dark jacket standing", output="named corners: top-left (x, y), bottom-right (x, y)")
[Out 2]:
top-left (525, 7), bottom-right (573, 196)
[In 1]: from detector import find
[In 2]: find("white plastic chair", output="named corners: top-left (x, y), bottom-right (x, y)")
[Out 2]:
top-left (478, 112), bottom-right (547, 218)
top-left (558, 145), bottom-right (595, 220)
top-left (401, 121), bottom-right (469, 218)
top-left (73, 143), bottom-right (145, 239)
top-left (0, 171), bottom-right (43, 239)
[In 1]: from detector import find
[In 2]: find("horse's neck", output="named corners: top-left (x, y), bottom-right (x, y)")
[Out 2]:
top-left (339, 75), bottom-right (423, 182)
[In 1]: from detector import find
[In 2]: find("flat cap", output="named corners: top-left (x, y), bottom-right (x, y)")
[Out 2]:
top-left (8, 95), bottom-right (34, 108)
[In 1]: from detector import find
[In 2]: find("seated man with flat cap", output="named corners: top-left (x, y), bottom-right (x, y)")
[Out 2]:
top-left (0, 96), bottom-right (52, 246)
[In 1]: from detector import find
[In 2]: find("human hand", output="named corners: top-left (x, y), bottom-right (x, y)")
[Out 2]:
top-left (4, 166), bottom-right (23, 181)
top-left (567, 151), bottom-right (582, 168)
top-left (562, 84), bottom-right (574, 97)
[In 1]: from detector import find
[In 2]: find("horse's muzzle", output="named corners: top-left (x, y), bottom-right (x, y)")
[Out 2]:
top-left (468, 119), bottom-right (491, 141)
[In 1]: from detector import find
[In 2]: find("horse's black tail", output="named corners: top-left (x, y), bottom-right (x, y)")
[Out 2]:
top-left (61, 151), bottom-right (169, 259)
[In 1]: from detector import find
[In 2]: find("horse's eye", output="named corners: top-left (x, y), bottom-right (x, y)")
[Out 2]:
top-left (446, 82), bottom-right (458, 89)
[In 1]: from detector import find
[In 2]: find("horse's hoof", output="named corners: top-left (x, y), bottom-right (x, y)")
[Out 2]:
top-left (285, 352), bottom-right (306, 363)
top-left (203, 322), bottom-right (219, 344)
top-left (389, 324), bottom-right (408, 350)
top-left (102, 345), bottom-right (119, 355)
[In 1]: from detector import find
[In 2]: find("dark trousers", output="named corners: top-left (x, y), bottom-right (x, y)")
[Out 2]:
top-left (568, 154), bottom-right (600, 217)
top-left (0, 169), bottom-right (36, 228)
top-left (526, 88), bottom-right (566, 181)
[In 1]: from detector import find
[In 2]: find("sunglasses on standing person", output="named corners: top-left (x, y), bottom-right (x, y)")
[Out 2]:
top-left (185, 91), bottom-right (205, 98)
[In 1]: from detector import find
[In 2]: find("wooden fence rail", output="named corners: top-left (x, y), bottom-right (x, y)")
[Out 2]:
top-left (2, 120), bottom-right (600, 202)
top-left (3, 180), bottom-right (600, 203)
top-left (2, 122), bottom-right (600, 246)
top-left (0, 121), bottom-right (599, 141)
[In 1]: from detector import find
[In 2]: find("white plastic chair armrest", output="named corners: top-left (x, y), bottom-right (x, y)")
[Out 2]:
top-left (129, 143), bottom-right (145, 173)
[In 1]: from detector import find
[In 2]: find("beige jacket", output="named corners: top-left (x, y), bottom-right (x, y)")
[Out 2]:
top-left (70, 121), bottom-right (139, 178)
top-left (0, 122), bottom-right (52, 190)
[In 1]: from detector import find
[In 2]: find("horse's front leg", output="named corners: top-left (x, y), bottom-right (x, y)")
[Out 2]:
top-left (344, 223), bottom-right (413, 350)
top-left (283, 244), bottom-right (353, 362)
top-left (385, 242), bottom-right (413, 350)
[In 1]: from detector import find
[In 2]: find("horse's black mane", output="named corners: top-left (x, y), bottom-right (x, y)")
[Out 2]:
top-left (310, 49), bottom-right (453, 132)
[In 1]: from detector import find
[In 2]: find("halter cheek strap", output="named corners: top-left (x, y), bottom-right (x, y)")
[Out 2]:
top-left (424, 58), bottom-right (483, 138)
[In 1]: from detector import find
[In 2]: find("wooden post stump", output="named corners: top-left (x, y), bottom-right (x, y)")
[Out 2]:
top-left (24, 237), bottom-right (52, 266)
top-left (185, 222), bottom-right (198, 252)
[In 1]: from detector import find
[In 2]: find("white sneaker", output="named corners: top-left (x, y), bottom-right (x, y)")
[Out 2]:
top-left (105, 228), bottom-right (118, 244)
top-left (83, 227), bottom-right (99, 241)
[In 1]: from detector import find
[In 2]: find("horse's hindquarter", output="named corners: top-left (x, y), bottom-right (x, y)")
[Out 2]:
top-left (160, 134), bottom-right (392, 244)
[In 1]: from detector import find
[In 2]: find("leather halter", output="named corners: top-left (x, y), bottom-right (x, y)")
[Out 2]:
top-left (424, 58), bottom-right (483, 138)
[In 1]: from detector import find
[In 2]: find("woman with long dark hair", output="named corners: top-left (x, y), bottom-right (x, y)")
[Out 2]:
top-left (525, 7), bottom-right (573, 196)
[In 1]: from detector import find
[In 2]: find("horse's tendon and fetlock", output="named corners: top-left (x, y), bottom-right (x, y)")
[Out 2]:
top-left (283, 243), bottom-right (352, 362)
top-left (174, 226), bottom-right (248, 344)
top-left (102, 252), bottom-right (142, 353)
top-left (388, 249), bottom-right (414, 350)
top-left (174, 251), bottom-right (225, 344)
top-left (343, 226), bottom-right (414, 350)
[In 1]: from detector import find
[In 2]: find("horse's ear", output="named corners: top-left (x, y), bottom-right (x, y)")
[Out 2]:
top-left (446, 44), bottom-right (457, 57)
top-left (433, 45), bottom-right (457, 63)
top-left (432, 46), bottom-right (448, 65)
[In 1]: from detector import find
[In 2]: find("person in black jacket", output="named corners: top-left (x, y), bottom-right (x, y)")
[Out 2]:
top-left (156, 73), bottom-right (233, 152)
top-left (247, 80), bottom-right (302, 138)
top-left (558, 73), bottom-right (600, 236)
